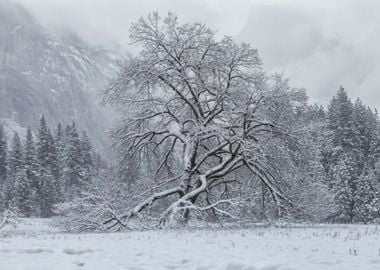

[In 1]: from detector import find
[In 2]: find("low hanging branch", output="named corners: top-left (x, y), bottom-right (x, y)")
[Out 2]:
top-left (104, 12), bottom-right (302, 228)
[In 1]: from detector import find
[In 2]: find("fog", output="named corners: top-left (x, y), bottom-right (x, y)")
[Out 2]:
top-left (12, 0), bottom-right (380, 107)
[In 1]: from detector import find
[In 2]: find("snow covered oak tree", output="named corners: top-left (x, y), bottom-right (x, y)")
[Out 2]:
top-left (104, 12), bottom-right (303, 227)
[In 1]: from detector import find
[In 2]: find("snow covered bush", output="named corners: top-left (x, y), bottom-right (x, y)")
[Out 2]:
top-left (55, 175), bottom-right (133, 232)
top-left (0, 208), bottom-right (19, 231)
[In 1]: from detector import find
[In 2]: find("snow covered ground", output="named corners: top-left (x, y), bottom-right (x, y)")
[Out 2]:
top-left (0, 219), bottom-right (380, 270)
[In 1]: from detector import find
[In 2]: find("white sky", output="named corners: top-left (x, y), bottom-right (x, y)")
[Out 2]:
top-left (12, 0), bottom-right (380, 108)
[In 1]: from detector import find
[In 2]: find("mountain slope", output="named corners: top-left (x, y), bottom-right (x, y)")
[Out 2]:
top-left (0, 1), bottom-right (117, 143)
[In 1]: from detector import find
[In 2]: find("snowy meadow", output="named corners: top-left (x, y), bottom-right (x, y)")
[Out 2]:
top-left (2, 2), bottom-right (380, 270)
top-left (1, 219), bottom-right (380, 270)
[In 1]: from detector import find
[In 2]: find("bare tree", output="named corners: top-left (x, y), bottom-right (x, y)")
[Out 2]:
top-left (105, 12), bottom-right (301, 227)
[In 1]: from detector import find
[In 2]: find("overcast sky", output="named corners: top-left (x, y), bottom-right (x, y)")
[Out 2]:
top-left (12, 0), bottom-right (380, 108)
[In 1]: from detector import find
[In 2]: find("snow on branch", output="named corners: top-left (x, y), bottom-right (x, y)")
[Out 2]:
top-left (103, 12), bottom-right (302, 227)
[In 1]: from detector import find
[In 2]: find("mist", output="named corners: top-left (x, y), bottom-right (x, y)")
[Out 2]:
top-left (2, 2), bottom-right (380, 268)
top-left (12, 0), bottom-right (380, 107)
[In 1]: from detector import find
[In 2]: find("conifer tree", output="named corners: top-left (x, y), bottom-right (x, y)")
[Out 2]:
top-left (24, 127), bottom-right (39, 214)
top-left (47, 131), bottom-right (59, 182)
top-left (37, 115), bottom-right (52, 170)
top-left (325, 88), bottom-right (359, 222)
top-left (7, 132), bottom-right (32, 215)
top-left (0, 125), bottom-right (7, 188)
top-left (353, 169), bottom-right (378, 223)
top-left (366, 107), bottom-right (380, 168)
top-left (13, 169), bottom-right (33, 216)
top-left (323, 87), bottom-right (380, 222)
top-left (352, 98), bottom-right (374, 172)
top-left (327, 87), bottom-right (356, 158)
top-left (80, 131), bottom-right (93, 183)
top-left (55, 123), bottom-right (65, 179)
top-left (9, 132), bottom-right (23, 173)
top-left (24, 128), bottom-right (38, 185)
top-left (331, 155), bottom-right (356, 223)
top-left (36, 115), bottom-right (58, 217)
top-left (38, 171), bottom-right (56, 217)
top-left (4, 132), bottom-right (24, 208)
top-left (63, 122), bottom-right (83, 196)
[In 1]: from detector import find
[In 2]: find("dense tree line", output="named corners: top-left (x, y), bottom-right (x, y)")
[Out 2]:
top-left (0, 116), bottom-right (103, 217)
top-left (321, 87), bottom-right (380, 223)
top-left (227, 87), bottom-right (380, 224)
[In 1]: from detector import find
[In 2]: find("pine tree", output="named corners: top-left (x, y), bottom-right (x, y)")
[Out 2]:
top-left (0, 125), bottom-right (7, 192)
top-left (47, 131), bottom-right (59, 182)
top-left (8, 132), bottom-right (23, 173)
top-left (350, 100), bottom-right (380, 222)
top-left (353, 169), bottom-right (377, 223)
top-left (0, 118), bottom-right (100, 216)
top-left (55, 123), bottom-right (65, 179)
top-left (3, 133), bottom-right (24, 209)
top-left (327, 87), bottom-right (356, 159)
top-left (24, 127), bottom-right (39, 214)
top-left (37, 115), bottom-right (52, 170)
top-left (351, 98), bottom-right (376, 173)
top-left (366, 107), bottom-right (380, 168)
top-left (322, 87), bottom-right (380, 222)
top-left (80, 131), bottom-right (93, 183)
top-left (325, 88), bottom-right (360, 222)
top-left (7, 132), bottom-right (33, 215)
top-left (38, 171), bottom-right (57, 217)
top-left (13, 170), bottom-right (33, 216)
top-left (63, 122), bottom-right (83, 195)
top-left (331, 155), bottom-right (356, 223)
top-left (36, 115), bottom-right (58, 217)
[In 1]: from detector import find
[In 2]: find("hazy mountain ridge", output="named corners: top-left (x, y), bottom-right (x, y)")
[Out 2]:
top-left (0, 1), bottom-right (118, 143)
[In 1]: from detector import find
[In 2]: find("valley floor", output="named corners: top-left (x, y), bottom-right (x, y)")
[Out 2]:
top-left (0, 219), bottom-right (380, 270)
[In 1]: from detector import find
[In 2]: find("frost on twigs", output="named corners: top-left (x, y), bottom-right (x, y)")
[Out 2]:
top-left (54, 176), bottom-right (131, 232)
top-left (102, 12), bottom-right (305, 229)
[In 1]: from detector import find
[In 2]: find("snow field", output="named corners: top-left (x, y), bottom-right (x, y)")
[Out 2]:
top-left (0, 219), bottom-right (380, 270)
